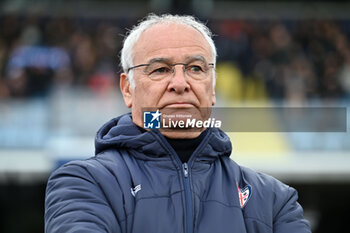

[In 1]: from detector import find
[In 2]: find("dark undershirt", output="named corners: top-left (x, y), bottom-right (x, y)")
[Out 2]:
top-left (137, 126), bottom-right (208, 163)
top-left (165, 130), bottom-right (208, 163)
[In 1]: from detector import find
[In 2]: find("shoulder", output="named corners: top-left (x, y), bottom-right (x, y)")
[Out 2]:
top-left (223, 158), bottom-right (290, 194)
top-left (235, 164), bottom-right (310, 232)
top-left (239, 165), bottom-right (291, 196)
top-left (46, 149), bottom-right (131, 193)
top-left (45, 149), bottom-right (135, 215)
top-left (238, 165), bottom-right (294, 212)
top-left (45, 150), bottom-right (130, 232)
top-left (49, 150), bottom-right (116, 176)
top-left (221, 158), bottom-right (293, 212)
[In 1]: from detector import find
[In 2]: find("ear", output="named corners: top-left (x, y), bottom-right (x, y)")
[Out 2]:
top-left (211, 90), bottom-right (216, 106)
top-left (211, 74), bottom-right (216, 106)
top-left (120, 73), bottom-right (133, 108)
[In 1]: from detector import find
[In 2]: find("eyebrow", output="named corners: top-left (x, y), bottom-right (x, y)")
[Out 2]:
top-left (147, 57), bottom-right (172, 64)
top-left (146, 55), bottom-right (209, 64)
top-left (184, 55), bottom-right (207, 64)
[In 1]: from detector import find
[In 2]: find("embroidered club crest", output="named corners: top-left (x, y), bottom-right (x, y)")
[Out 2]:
top-left (236, 183), bottom-right (252, 208)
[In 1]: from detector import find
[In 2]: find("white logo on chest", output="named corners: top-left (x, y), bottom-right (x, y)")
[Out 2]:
top-left (131, 184), bottom-right (142, 197)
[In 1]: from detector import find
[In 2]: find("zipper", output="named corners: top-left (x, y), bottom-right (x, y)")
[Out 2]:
top-left (151, 130), bottom-right (211, 233)
top-left (183, 163), bottom-right (189, 177)
top-left (182, 162), bottom-right (193, 233)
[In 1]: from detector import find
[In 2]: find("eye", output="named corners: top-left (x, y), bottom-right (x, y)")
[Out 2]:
top-left (152, 67), bottom-right (171, 74)
top-left (147, 63), bottom-right (172, 76)
top-left (188, 65), bottom-right (204, 73)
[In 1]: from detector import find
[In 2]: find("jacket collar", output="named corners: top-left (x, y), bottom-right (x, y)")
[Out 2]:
top-left (95, 113), bottom-right (232, 162)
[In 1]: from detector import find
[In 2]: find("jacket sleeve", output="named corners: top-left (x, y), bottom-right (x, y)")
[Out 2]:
top-left (273, 186), bottom-right (311, 233)
top-left (45, 162), bottom-right (122, 233)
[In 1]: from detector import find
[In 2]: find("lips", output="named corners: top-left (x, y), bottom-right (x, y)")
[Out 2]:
top-left (164, 102), bottom-right (194, 108)
top-left (161, 102), bottom-right (198, 109)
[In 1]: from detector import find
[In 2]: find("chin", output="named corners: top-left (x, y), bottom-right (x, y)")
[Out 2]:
top-left (160, 129), bottom-right (203, 139)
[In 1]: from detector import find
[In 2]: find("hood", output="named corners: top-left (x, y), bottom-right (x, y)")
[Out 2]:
top-left (95, 113), bottom-right (232, 161)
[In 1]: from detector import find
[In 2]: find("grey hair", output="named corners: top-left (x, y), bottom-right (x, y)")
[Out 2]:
top-left (120, 13), bottom-right (217, 88)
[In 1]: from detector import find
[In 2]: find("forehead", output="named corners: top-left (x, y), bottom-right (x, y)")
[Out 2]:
top-left (132, 23), bottom-right (212, 64)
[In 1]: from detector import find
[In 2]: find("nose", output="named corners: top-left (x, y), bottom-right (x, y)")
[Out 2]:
top-left (167, 64), bottom-right (190, 94)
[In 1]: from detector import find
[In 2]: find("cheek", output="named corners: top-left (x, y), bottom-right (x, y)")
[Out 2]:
top-left (133, 81), bottom-right (164, 107)
top-left (197, 82), bottom-right (215, 104)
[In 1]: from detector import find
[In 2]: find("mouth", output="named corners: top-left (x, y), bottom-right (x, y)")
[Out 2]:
top-left (162, 102), bottom-right (195, 108)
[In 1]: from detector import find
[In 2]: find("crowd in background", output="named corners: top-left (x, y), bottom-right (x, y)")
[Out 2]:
top-left (0, 14), bottom-right (349, 101)
top-left (211, 19), bottom-right (350, 101)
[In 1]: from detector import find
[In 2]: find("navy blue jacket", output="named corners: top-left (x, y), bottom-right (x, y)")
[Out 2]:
top-left (45, 114), bottom-right (311, 233)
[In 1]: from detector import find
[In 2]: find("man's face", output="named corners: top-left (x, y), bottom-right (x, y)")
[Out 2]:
top-left (120, 23), bottom-right (216, 138)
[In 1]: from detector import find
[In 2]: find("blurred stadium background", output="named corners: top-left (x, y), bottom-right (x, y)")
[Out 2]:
top-left (0, 0), bottom-right (349, 232)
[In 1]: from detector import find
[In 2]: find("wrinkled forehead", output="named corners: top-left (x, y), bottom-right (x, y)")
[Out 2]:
top-left (132, 23), bottom-right (213, 64)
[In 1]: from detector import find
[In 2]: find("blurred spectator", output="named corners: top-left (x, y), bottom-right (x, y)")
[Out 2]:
top-left (70, 31), bottom-right (97, 85)
top-left (338, 54), bottom-right (350, 98)
top-left (6, 45), bottom-right (71, 97)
